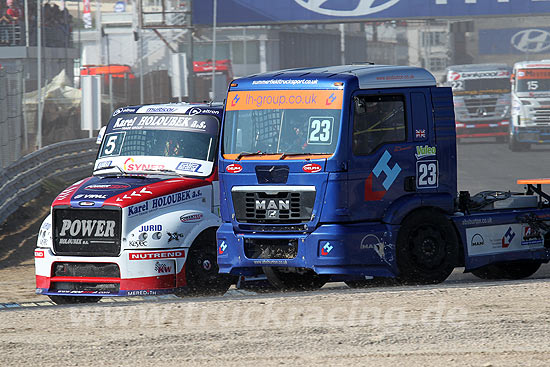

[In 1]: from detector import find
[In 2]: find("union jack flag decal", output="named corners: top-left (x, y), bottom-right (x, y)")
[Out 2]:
top-left (415, 129), bottom-right (426, 139)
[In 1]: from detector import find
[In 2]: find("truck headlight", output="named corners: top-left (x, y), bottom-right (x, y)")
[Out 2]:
top-left (36, 214), bottom-right (53, 249)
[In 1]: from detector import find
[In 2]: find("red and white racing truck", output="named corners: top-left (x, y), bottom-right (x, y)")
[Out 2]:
top-left (35, 103), bottom-right (233, 304)
top-left (445, 64), bottom-right (512, 141)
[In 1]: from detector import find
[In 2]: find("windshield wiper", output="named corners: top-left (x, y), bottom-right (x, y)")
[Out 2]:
top-left (133, 168), bottom-right (180, 176)
top-left (93, 165), bottom-right (124, 175)
top-left (278, 152), bottom-right (314, 160)
top-left (235, 151), bottom-right (264, 161)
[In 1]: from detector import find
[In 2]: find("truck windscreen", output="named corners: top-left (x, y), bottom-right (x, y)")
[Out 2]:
top-left (223, 90), bottom-right (343, 156)
top-left (452, 78), bottom-right (510, 95)
top-left (99, 114), bottom-right (218, 161)
top-left (516, 69), bottom-right (550, 92)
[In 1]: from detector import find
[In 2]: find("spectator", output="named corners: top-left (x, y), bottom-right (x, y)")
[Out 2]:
top-left (6, 0), bottom-right (22, 24)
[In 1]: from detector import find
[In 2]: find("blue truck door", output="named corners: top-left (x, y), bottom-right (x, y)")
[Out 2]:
top-left (347, 88), bottom-right (439, 223)
top-left (347, 90), bottom-right (413, 222)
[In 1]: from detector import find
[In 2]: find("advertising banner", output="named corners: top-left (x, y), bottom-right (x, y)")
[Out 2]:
top-left (83, 0), bottom-right (92, 29)
top-left (193, 0), bottom-right (550, 26)
top-left (479, 28), bottom-right (550, 55)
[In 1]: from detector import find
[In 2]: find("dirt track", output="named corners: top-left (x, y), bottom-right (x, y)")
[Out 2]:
top-left (1, 277), bottom-right (550, 366)
top-left (2, 143), bottom-right (550, 365)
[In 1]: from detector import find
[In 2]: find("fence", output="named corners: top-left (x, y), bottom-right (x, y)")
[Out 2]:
top-left (0, 138), bottom-right (97, 226)
top-left (0, 65), bottom-right (24, 169)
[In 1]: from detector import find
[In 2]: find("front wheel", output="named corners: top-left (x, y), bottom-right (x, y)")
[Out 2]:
top-left (48, 296), bottom-right (102, 305)
top-left (179, 231), bottom-right (234, 296)
top-left (396, 209), bottom-right (459, 284)
top-left (508, 134), bottom-right (530, 152)
top-left (471, 261), bottom-right (541, 280)
top-left (263, 267), bottom-right (329, 291)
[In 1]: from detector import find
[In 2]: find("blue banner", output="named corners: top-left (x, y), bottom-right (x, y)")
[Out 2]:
top-left (193, 0), bottom-right (550, 26)
top-left (479, 28), bottom-right (550, 55)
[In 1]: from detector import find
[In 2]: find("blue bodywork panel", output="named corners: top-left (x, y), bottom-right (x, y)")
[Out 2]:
top-left (217, 65), bottom-right (550, 278)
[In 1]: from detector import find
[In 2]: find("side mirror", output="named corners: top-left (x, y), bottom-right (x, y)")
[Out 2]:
top-left (96, 126), bottom-right (106, 145)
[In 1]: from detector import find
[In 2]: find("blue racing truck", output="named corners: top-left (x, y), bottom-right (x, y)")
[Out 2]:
top-left (216, 65), bottom-right (550, 290)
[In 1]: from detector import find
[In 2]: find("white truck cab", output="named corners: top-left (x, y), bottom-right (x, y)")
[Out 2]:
top-left (35, 103), bottom-right (233, 304)
top-left (510, 60), bottom-right (550, 151)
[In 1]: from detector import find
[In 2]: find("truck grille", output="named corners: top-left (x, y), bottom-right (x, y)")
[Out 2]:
top-left (244, 238), bottom-right (298, 259)
top-left (52, 207), bottom-right (122, 257)
top-left (534, 107), bottom-right (550, 124)
top-left (53, 262), bottom-right (120, 278)
top-left (464, 97), bottom-right (498, 116)
top-left (232, 187), bottom-right (315, 223)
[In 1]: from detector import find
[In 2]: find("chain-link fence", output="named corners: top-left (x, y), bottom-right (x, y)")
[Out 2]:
top-left (0, 65), bottom-right (24, 169)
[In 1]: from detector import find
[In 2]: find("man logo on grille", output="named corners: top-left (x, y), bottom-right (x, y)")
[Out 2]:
top-left (255, 199), bottom-right (290, 211)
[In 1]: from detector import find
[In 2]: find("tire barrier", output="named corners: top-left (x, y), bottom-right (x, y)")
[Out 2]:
top-left (0, 138), bottom-right (97, 226)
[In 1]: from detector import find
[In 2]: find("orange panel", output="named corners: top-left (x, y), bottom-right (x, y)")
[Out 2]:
top-left (517, 178), bottom-right (550, 185)
top-left (223, 153), bottom-right (332, 160)
top-left (226, 90), bottom-right (343, 111)
top-left (517, 69), bottom-right (550, 80)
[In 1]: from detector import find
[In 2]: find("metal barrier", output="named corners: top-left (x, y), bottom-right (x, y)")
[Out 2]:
top-left (0, 138), bottom-right (97, 226)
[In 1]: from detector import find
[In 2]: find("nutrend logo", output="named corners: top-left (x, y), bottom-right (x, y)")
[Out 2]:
top-left (294, 0), bottom-right (400, 17)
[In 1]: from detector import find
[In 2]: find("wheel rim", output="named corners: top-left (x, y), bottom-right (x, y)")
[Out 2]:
top-left (409, 225), bottom-right (446, 270)
top-left (189, 249), bottom-right (219, 283)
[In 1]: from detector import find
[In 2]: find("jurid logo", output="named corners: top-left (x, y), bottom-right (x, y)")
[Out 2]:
top-left (294, 0), bottom-right (400, 17)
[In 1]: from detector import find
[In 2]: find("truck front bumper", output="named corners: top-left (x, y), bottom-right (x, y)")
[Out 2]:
top-left (455, 120), bottom-right (508, 138)
top-left (511, 125), bottom-right (550, 144)
top-left (216, 222), bottom-right (400, 278)
top-left (34, 248), bottom-right (188, 297)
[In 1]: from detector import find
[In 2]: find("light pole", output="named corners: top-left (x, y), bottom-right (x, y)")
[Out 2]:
top-left (210, 0), bottom-right (217, 101)
top-left (37, 0), bottom-right (42, 149)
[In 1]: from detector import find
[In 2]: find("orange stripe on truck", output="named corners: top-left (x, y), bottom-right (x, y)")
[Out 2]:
top-left (517, 69), bottom-right (550, 80)
top-left (223, 154), bottom-right (333, 160)
top-left (226, 90), bottom-right (344, 111)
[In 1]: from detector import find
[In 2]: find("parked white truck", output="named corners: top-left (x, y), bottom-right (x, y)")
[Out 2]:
top-left (35, 103), bottom-right (233, 304)
top-left (510, 60), bottom-right (550, 151)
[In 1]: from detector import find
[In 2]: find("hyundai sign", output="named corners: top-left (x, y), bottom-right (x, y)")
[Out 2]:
top-left (479, 28), bottom-right (550, 55)
top-left (193, 0), bottom-right (550, 26)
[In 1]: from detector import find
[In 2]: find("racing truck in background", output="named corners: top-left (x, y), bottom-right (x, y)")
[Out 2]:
top-left (217, 64), bottom-right (550, 290)
top-left (509, 60), bottom-right (550, 151)
top-left (35, 103), bottom-right (233, 304)
top-left (445, 63), bottom-right (511, 142)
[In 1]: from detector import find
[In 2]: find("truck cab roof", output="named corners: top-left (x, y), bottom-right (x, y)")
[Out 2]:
top-left (233, 64), bottom-right (436, 90)
top-left (513, 61), bottom-right (550, 69)
top-left (110, 102), bottom-right (224, 119)
top-left (446, 63), bottom-right (511, 72)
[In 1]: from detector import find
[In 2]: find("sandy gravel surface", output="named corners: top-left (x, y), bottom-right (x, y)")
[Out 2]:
top-left (1, 278), bottom-right (549, 366)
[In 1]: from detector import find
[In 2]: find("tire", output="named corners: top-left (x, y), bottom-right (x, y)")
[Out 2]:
top-left (471, 261), bottom-right (541, 280)
top-left (179, 230), bottom-right (234, 296)
top-left (495, 135), bottom-right (507, 144)
top-left (396, 209), bottom-right (459, 284)
top-left (508, 134), bottom-right (529, 152)
top-left (262, 267), bottom-right (329, 291)
top-left (48, 296), bottom-right (102, 305)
